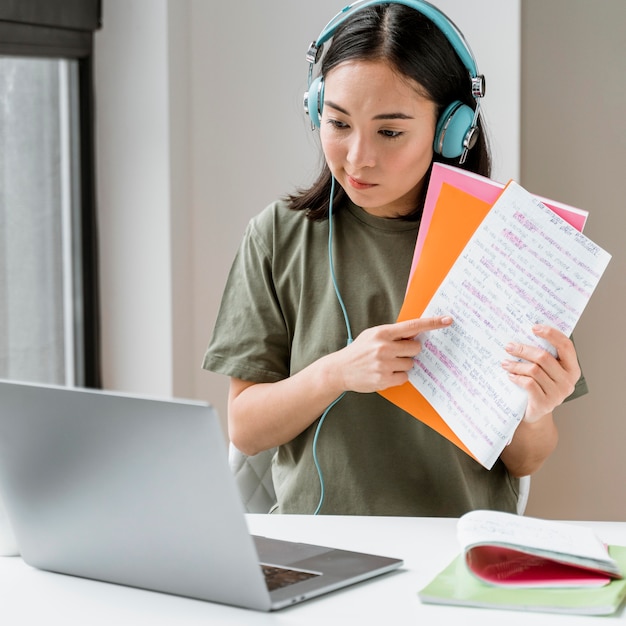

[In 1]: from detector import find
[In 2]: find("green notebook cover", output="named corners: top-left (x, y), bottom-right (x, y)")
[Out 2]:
top-left (419, 545), bottom-right (626, 616)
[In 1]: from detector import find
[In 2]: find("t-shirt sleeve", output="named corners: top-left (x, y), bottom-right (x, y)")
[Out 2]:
top-left (566, 371), bottom-right (588, 402)
top-left (565, 334), bottom-right (589, 402)
top-left (202, 214), bottom-right (290, 383)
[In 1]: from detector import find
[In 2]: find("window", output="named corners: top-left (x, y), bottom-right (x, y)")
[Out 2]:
top-left (0, 1), bottom-right (101, 387)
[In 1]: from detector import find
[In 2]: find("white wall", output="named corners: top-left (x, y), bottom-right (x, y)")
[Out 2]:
top-left (95, 1), bottom-right (520, 430)
top-left (95, 0), bottom-right (174, 396)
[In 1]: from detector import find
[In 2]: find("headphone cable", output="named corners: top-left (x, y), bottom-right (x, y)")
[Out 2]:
top-left (326, 176), bottom-right (353, 345)
top-left (312, 176), bottom-right (352, 515)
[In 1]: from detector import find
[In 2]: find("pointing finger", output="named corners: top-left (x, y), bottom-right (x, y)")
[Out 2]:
top-left (393, 316), bottom-right (453, 340)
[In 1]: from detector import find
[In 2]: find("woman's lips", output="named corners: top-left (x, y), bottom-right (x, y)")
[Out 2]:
top-left (347, 175), bottom-right (376, 190)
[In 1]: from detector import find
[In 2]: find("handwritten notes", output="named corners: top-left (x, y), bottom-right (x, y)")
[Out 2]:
top-left (408, 181), bottom-right (611, 469)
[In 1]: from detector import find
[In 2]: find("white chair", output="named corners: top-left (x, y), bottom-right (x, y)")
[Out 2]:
top-left (228, 444), bottom-right (530, 515)
top-left (228, 443), bottom-right (277, 514)
top-left (517, 474), bottom-right (531, 515)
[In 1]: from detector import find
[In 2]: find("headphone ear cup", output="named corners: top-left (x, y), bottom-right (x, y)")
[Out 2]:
top-left (305, 76), bottom-right (325, 128)
top-left (434, 101), bottom-right (475, 158)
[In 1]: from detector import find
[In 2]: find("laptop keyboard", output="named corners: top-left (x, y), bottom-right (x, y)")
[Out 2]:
top-left (261, 564), bottom-right (320, 591)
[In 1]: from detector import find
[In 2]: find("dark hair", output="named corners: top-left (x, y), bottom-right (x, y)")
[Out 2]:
top-left (286, 3), bottom-right (491, 220)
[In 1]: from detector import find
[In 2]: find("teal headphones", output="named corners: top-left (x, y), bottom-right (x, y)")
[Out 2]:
top-left (303, 0), bottom-right (486, 163)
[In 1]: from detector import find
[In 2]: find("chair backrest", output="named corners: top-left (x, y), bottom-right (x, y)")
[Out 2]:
top-left (517, 474), bottom-right (531, 515)
top-left (228, 444), bottom-right (531, 515)
top-left (228, 443), bottom-right (277, 514)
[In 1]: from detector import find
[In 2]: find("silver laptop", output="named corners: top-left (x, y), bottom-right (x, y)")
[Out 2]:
top-left (0, 379), bottom-right (402, 611)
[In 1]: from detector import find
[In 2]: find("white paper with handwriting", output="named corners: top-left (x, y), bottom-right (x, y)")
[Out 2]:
top-left (409, 181), bottom-right (611, 469)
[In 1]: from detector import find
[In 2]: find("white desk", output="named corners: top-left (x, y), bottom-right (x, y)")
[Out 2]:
top-left (1, 515), bottom-right (625, 625)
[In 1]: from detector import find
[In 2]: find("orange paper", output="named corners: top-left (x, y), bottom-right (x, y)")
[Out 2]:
top-left (378, 183), bottom-right (492, 459)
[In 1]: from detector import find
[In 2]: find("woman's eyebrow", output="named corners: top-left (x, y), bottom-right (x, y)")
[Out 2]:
top-left (324, 100), bottom-right (414, 121)
top-left (323, 100), bottom-right (349, 115)
top-left (373, 112), bottom-right (414, 120)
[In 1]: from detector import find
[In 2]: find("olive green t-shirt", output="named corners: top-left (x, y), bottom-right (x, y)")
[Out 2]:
top-left (203, 199), bottom-right (587, 516)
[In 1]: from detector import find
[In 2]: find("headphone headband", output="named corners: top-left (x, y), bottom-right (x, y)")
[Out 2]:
top-left (309, 0), bottom-right (479, 79)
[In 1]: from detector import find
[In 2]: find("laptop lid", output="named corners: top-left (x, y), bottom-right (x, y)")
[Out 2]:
top-left (0, 380), bottom-right (402, 611)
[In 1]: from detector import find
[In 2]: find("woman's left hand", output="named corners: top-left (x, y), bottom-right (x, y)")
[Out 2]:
top-left (501, 324), bottom-right (581, 423)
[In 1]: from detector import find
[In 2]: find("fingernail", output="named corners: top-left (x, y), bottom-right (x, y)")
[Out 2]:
top-left (441, 316), bottom-right (453, 324)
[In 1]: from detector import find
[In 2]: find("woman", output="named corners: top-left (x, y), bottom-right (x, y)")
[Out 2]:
top-left (203, 1), bottom-right (586, 516)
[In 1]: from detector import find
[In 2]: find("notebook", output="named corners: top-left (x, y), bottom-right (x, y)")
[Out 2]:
top-left (0, 379), bottom-right (403, 611)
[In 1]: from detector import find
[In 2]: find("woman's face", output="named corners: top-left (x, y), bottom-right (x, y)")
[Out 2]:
top-left (320, 59), bottom-right (437, 218)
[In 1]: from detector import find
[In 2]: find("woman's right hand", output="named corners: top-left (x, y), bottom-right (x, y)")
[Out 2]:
top-left (228, 315), bottom-right (452, 455)
top-left (336, 315), bottom-right (453, 393)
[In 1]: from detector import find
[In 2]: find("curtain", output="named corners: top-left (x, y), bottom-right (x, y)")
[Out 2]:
top-left (0, 56), bottom-right (80, 384)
